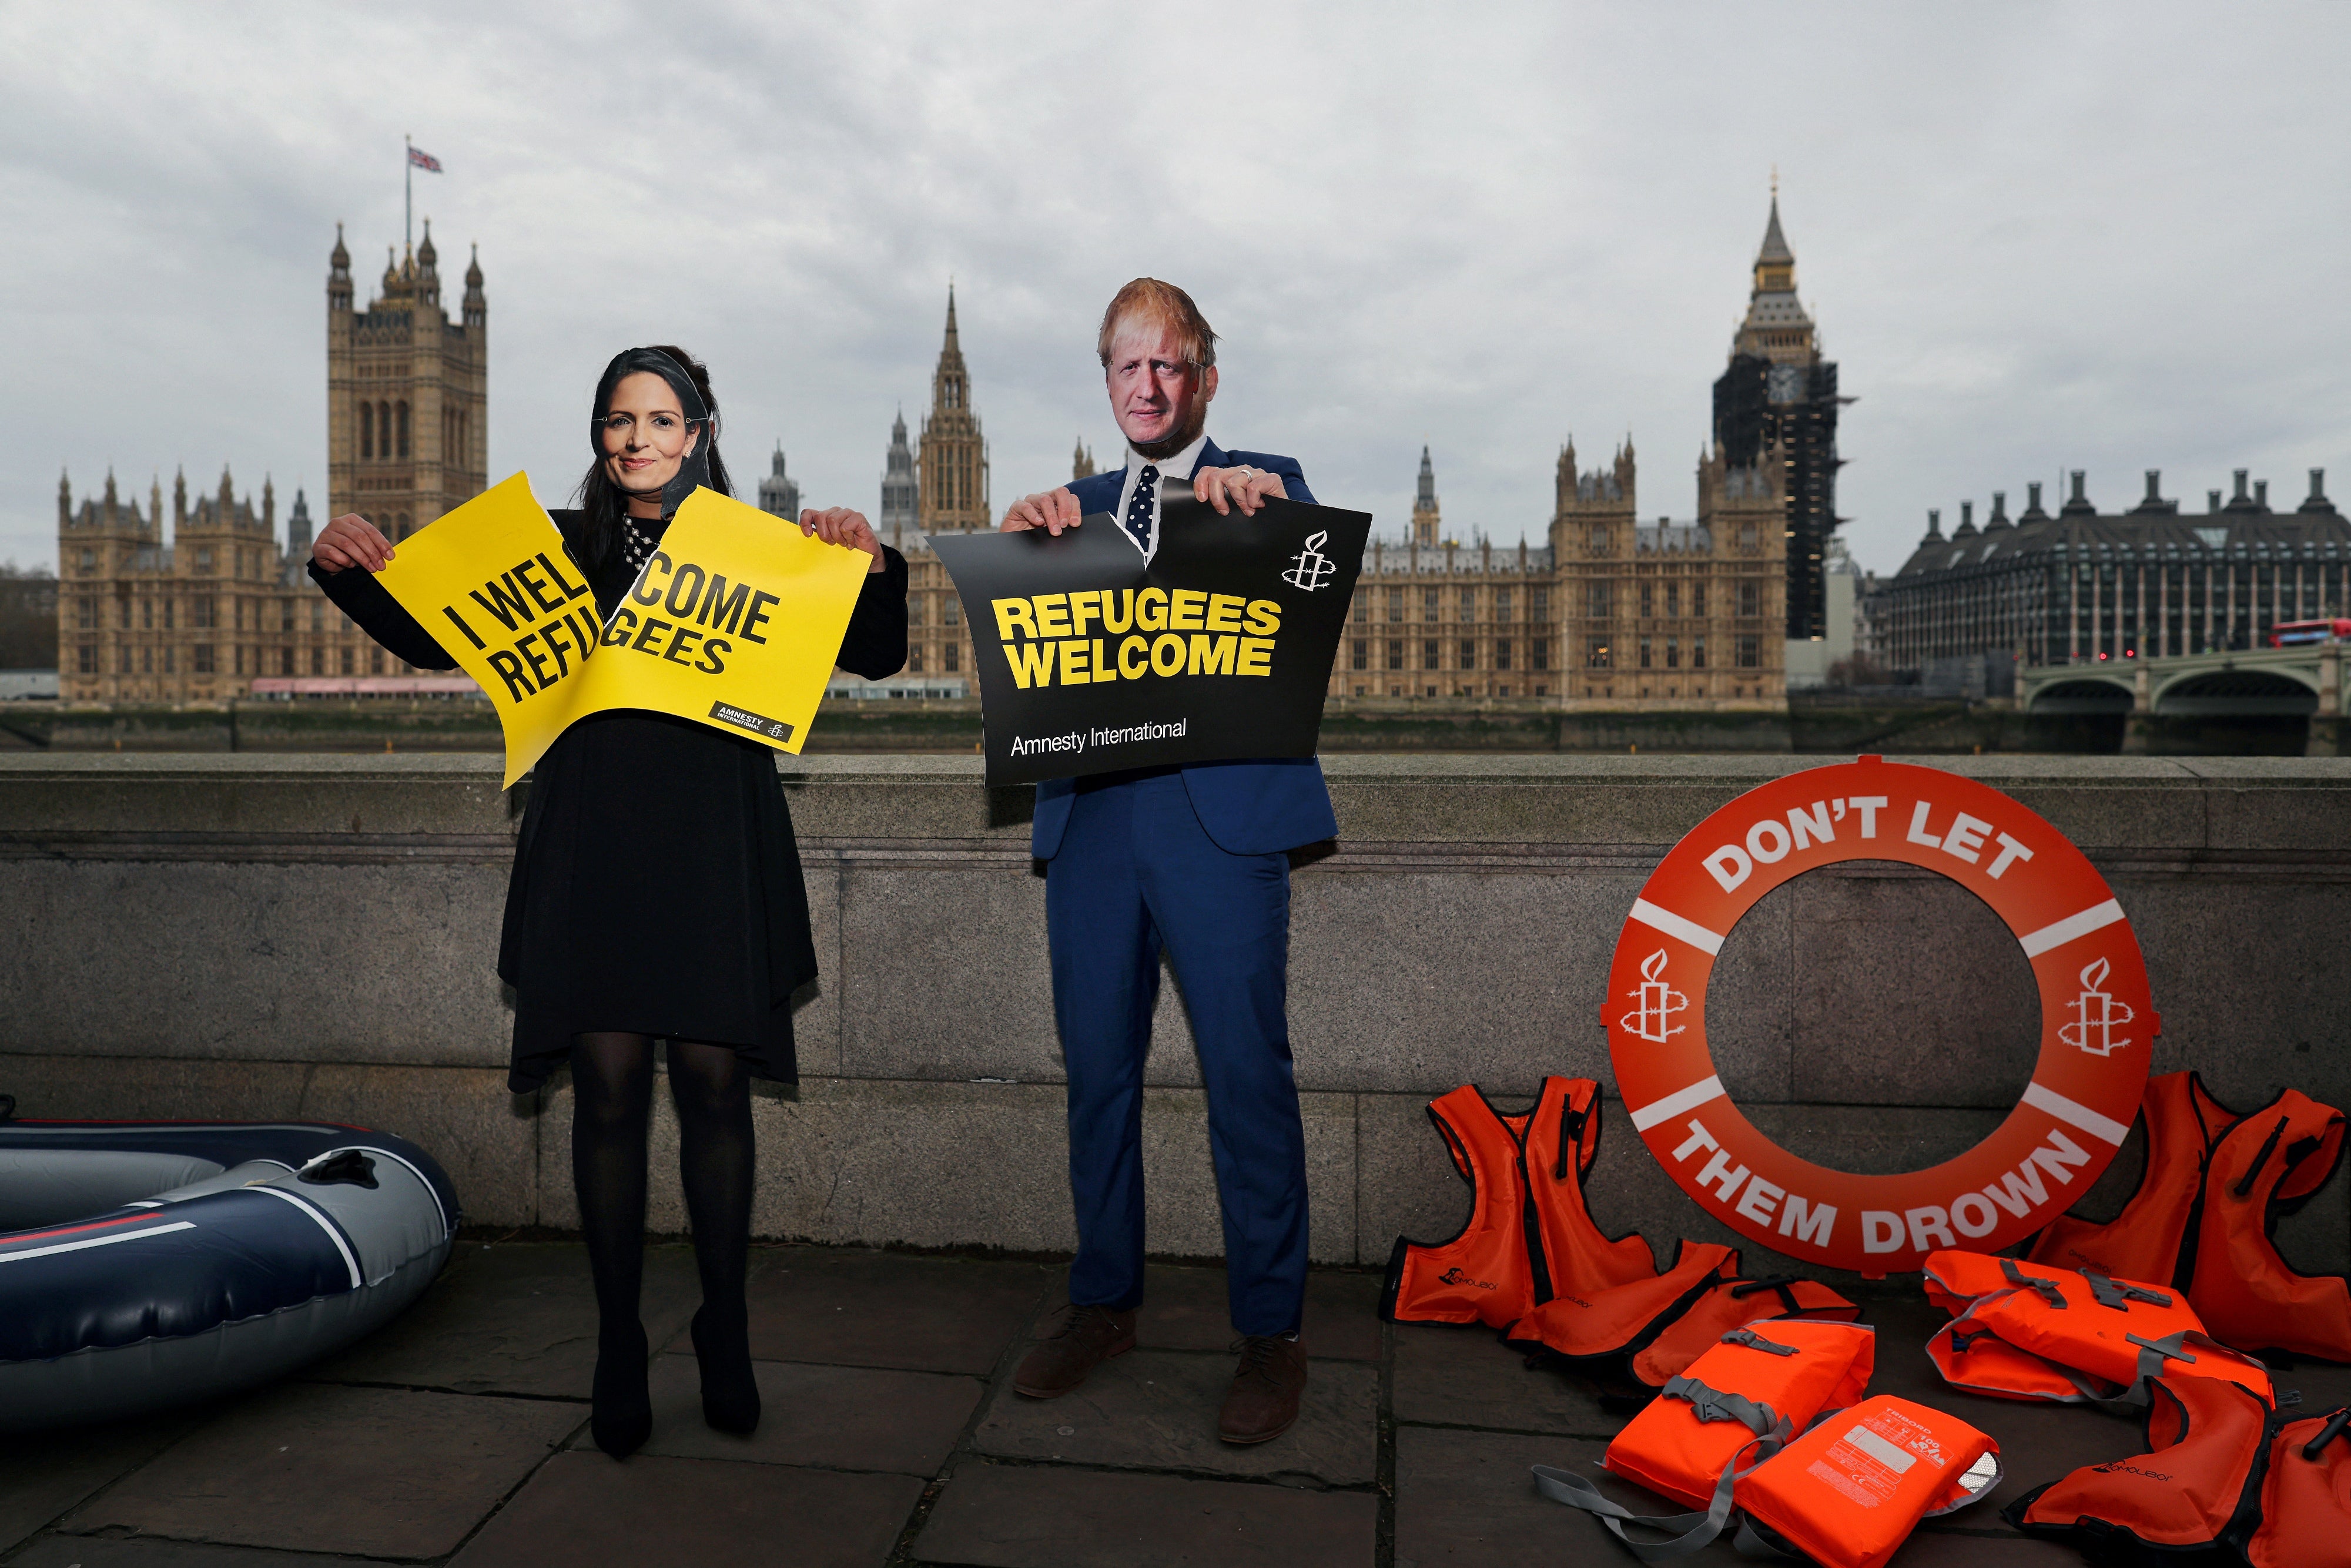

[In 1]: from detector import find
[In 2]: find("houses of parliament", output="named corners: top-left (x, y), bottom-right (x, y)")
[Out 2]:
top-left (58, 199), bottom-right (1817, 709)
top-left (56, 224), bottom-right (487, 701)
top-left (889, 200), bottom-right (1810, 708)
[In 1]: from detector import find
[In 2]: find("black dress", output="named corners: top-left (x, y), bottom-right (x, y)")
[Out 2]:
top-left (315, 507), bottom-right (907, 1091)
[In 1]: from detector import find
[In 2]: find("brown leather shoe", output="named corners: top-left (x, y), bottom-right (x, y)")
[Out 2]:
top-left (1012, 1303), bottom-right (1137, 1398)
top-left (1218, 1334), bottom-right (1308, 1444)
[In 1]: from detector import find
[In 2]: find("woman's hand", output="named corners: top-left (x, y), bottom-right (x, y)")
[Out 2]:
top-left (1194, 465), bottom-right (1288, 517)
top-left (801, 507), bottom-right (885, 574)
top-left (313, 513), bottom-right (393, 572)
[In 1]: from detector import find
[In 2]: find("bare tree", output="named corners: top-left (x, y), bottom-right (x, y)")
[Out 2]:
top-left (0, 562), bottom-right (60, 670)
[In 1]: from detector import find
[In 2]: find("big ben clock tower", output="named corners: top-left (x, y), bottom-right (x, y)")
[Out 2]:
top-left (1711, 189), bottom-right (1843, 642)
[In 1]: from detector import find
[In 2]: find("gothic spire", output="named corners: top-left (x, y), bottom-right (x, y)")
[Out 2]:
top-left (1757, 193), bottom-right (1793, 266)
top-left (1734, 183), bottom-right (1812, 363)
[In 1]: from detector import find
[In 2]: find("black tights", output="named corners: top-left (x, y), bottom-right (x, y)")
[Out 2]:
top-left (571, 1033), bottom-right (759, 1452)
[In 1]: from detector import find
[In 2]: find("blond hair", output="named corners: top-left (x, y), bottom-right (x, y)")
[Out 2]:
top-left (1096, 278), bottom-right (1218, 370)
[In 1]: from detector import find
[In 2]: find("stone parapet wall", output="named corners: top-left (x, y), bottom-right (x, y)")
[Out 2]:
top-left (5, 752), bottom-right (2348, 1282)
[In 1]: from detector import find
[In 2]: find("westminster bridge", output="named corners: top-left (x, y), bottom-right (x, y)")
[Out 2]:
top-left (2020, 641), bottom-right (2345, 752)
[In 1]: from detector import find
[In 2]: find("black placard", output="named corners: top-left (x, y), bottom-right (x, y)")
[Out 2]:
top-left (929, 496), bottom-right (1371, 784)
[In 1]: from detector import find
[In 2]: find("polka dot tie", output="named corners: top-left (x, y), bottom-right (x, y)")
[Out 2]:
top-left (1124, 464), bottom-right (1158, 553)
top-left (622, 517), bottom-right (659, 572)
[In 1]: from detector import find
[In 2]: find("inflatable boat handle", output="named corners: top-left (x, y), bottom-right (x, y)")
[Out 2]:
top-left (300, 1150), bottom-right (379, 1189)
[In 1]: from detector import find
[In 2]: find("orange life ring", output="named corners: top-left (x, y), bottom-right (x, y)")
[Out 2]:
top-left (1606, 756), bottom-right (2155, 1277)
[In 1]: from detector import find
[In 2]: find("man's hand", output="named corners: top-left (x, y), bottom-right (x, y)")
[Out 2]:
top-left (801, 507), bottom-right (886, 573)
top-left (313, 513), bottom-right (393, 572)
top-left (1002, 488), bottom-right (1083, 535)
top-left (1194, 465), bottom-right (1288, 517)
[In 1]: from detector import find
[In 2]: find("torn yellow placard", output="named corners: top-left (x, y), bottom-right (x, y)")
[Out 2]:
top-left (583, 485), bottom-right (871, 776)
top-left (374, 473), bottom-right (871, 786)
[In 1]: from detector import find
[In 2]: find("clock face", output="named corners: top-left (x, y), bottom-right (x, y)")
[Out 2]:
top-left (1767, 364), bottom-right (1805, 405)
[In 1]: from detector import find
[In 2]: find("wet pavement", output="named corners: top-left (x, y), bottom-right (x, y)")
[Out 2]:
top-left (11, 1241), bottom-right (2350, 1566)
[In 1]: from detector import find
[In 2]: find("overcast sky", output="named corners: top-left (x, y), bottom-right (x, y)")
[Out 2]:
top-left (4, 2), bottom-right (2346, 580)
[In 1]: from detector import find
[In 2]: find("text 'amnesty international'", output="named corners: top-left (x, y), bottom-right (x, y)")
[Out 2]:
top-left (1007, 718), bottom-right (1189, 758)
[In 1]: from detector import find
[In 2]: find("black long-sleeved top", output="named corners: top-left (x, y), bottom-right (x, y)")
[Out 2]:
top-left (314, 507), bottom-right (908, 1090)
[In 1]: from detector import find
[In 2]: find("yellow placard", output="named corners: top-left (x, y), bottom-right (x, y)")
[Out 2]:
top-left (374, 473), bottom-right (871, 786)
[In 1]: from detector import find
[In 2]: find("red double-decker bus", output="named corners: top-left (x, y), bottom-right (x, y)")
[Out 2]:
top-left (2268, 619), bottom-right (2351, 647)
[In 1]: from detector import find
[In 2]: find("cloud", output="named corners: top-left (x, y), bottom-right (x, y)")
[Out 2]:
top-left (2, 1), bottom-right (2345, 579)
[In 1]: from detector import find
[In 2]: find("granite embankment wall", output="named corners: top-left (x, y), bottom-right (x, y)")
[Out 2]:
top-left (6, 695), bottom-right (2265, 756)
top-left (4, 753), bottom-right (2347, 1284)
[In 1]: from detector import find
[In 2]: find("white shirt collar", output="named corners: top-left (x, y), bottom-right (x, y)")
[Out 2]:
top-left (1125, 431), bottom-right (1210, 481)
top-left (1111, 433), bottom-right (1212, 562)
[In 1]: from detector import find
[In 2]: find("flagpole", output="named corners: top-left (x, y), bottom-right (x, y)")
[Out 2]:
top-left (404, 135), bottom-right (412, 254)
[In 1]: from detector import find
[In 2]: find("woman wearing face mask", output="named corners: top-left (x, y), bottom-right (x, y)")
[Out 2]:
top-left (309, 346), bottom-right (907, 1458)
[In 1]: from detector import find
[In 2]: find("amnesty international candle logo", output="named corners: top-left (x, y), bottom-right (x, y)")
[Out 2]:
top-left (930, 496), bottom-right (1370, 785)
top-left (1282, 530), bottom-right (1338, 592)
top-left (373, 473), bottom-right (869, 786)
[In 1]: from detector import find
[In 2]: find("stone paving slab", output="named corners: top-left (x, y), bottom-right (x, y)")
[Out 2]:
top-left (447, 1450), bottom-right (922, 1568)
top-left (972, 1349), bottom-right (1379, 1484)
top-left (0, 1410), bottom-right (203, 1555)
top-left (1389, 1321), bottom-right (1617, 1436)
top-left (912, 1460), bottom-right (1379, 1568)
top-left (604, 1353), bottom-right (986, 1475)
top-left (62, 1382), bottom-right (582, 1560)
top-left (1032, 1264), bottom-right (1386, 1362)
top-left (306, 1241), bottom-right (704, 1398)
top-left (744, 1248), bottom-right (1053, 1374)
top-left (6, 1538), bottom-right (369, 1567)
top-left (1394, 1428), bottom-right (1749, 1564)
top-left (1881, 1529), bottom-right (2088, 1565)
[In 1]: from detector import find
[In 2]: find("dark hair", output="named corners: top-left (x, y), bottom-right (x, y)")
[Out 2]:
top-left (571, 344), bottom-right (731, 576)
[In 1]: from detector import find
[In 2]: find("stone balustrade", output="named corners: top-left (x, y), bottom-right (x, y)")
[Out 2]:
top-left (5, 752), bottom-right (2347, 1283)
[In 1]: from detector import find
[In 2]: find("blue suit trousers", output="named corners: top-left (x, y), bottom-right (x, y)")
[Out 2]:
top-left (1044, 772), bottom-right (1310, 1336)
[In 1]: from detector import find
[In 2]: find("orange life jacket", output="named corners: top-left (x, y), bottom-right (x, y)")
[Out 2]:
top-left (1627, 1274), bottom-right (1861, 1389)
top-left (1604, 1321), bottom-right (1876, 1509)
top-left (1543, 1383), bottom-right (2000, 1568)
top-left (1500, 1240), bottom-right (1740, 1364)
top-left (1536, 1321), bottom-right (1877, 1553)
top-left (2031, 1070), bottom-right (2351, 1362)
top-left (2008, 1373), bottom-right (2270, 1559)
top-left (1381, 1077), bottom-right (1659, 1329)
top-left (1924, 1248), bottom-right (2271, 1406)
top-left (2249, 1405), bottom-right (2351, 1568)
top-left (1735, 1396), bottom-right (2001, 1568)
top-left (2010, 1374), bottom-right (2351, 1568)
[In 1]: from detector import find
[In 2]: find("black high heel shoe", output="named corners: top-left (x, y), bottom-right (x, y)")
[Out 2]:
top-left (590, 1319), bottom-right (652, 1458)
top-left (691, 1305), bottom-right (761, 1435)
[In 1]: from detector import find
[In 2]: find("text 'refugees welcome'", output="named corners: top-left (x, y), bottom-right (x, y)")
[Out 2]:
top-left (991, 588), bottom-right (1283, 688)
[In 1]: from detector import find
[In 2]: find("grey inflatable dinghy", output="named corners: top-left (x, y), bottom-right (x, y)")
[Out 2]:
top-left (0, 1103), bottom-right (459, 1431)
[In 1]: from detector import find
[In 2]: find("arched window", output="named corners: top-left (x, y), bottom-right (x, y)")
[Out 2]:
top-left (360, 401), bottom-right (374, 459)
top-left (397, 512), bottom-right (411, 541)
top-left (379, 403), bottom-right (392, 458)
top-left (396, 402), bottom-right (410, 458)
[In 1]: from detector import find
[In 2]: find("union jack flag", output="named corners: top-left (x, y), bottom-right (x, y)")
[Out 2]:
top-left (408, 146), bottom-right (443, 173)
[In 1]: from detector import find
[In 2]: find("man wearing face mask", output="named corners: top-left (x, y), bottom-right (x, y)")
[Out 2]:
top-left (999, 280), bottom-right (1334, 1445)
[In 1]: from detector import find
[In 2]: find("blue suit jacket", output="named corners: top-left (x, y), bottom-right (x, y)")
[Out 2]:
top-left (1031, 438), bottom-right (1338, 860)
